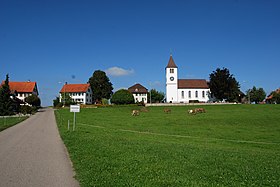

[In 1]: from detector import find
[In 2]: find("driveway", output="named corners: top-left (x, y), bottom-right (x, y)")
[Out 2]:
top-left (0, 108), bottom-right (80, 187)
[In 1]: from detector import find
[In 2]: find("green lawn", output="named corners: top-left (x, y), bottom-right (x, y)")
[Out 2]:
top-left (0, 116), bottom-right (28, 131)
top-left (55, 105), bottom-right (280, 187)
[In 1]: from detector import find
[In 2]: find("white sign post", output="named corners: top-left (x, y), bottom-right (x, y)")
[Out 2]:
top-left (70, 105), bottom-right (80, 131)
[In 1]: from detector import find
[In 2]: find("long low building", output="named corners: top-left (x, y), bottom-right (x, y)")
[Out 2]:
top-left (59, 83), bottom-right (93, 105)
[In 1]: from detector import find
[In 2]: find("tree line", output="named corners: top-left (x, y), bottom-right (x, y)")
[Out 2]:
top-left (53, 67), bottom-right (279, 106)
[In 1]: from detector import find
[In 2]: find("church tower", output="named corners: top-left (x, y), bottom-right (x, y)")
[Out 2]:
top-left (166, 55), bottom-right (178, 103)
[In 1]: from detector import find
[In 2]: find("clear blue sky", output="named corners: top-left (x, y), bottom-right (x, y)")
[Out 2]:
top-left (1, 0), bottom-right (279, 106)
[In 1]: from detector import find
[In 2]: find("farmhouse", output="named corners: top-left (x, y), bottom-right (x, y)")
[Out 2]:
top-left (166, 55), bottom-right (211, 103)
top-left (128, 83), bottom-right (148, 103)
top-left (266, 88), bottom-right (280, 104)
top-left (1, 81), bottom-right (39, 102)
top-left (60, 83), bottom-right (93, 104)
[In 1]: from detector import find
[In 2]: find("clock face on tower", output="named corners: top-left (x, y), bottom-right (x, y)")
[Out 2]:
top-left (170, 76), bottom-right (174, 81)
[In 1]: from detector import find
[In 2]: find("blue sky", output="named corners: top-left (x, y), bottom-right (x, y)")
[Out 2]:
top-left (1, 0), bottom-right (280, 106)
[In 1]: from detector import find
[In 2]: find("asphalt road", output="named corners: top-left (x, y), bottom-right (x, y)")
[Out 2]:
top-left (0, 108), bottom-right (80, 187)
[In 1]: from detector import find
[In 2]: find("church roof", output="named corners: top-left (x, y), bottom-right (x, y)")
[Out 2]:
top-left (128, 83), bottom-right (148, 93)
top-left (178, 79), bottom-right (209, 89)
top-left (166, 55), bottom-right (177, 68)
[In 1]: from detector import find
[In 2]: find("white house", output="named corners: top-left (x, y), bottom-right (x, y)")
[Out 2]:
top-left (2, 81), bottom-right (39, 102)
top-left (128, 83), bottom-right (148, 103)
top-left (166, 55), bottom-right (211, 103)
top-left (60, 83), bottom-right (93, 104)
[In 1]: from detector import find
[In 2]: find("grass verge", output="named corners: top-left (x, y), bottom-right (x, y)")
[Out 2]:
top-left (0, 116), bottom-right (28, 132)
top-left (55, 104), bottom-right (280, 186)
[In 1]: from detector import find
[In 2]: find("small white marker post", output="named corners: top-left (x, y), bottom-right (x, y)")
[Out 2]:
top-left (70, 105), bottom-right (80, 131)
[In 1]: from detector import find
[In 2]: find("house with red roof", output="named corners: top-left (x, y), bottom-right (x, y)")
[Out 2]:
top-left (2, 81), bottom-right (39, 102)
top-left (128, 83), bottom-right (148, 103)
top-left (59, 83), bottom-right (92, 104)
top-left (166, 55), bottom-right (211, 103)
top-left (266, 88), bottom-right (280, 104)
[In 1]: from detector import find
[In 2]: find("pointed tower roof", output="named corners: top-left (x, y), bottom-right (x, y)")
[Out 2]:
top-left (166, 54), bottom-right (177, 68)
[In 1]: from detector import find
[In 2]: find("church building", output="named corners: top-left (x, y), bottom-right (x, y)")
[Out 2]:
top-left (166, 55), bottom-right (211, 103)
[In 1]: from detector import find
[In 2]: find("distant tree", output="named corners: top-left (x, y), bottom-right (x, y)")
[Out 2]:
top-left (61, 93), bottom-right (76, 106)
top-left (0, 74), bottom-right (14, 116)
top-left (147, 89), bottom-right (165, 103)
top-left (111, 89), bottom-right (134, 105)
top-left (88, 70), bottom-right (113, 103)
top-left (53, 96), bottom-right (60, 107)
top-left (247, 86), bottom-right (266, 104)
top-left (25, 94), bottom-right (41, 107)
top-left (209, 68), bottom-right (240, 102)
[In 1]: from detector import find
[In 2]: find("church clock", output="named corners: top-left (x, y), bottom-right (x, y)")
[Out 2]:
top-left (170, 76), bottom-right (174, 81)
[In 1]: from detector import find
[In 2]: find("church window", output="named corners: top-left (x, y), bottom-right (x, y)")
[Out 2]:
top-left (195, 91), bottom-right (198, 98)
top-left (202, 91), bottom-right (205, 98)
top-left (188, 91), bottom-right (191, 98)
top-left (181, 91), bottom-right (184, 98)
top-left (170, 69), bottom-right (174, 73)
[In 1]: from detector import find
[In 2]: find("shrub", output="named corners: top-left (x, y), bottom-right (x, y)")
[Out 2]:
top-left (19, 105), bottom-right (34, 115)
top-left (111, 89), bottom-right (135, 105)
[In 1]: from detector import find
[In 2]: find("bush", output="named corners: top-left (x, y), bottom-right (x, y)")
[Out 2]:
top-left (111, 89), bottom-right (135, 105)
top-left (19, 105), bottom-right (37, 115)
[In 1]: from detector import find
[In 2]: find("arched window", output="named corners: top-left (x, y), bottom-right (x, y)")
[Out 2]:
top-left (188, 91), bottom-right (191, 98)
top-left (181, 91), bottom-right (184, 98)
top-left (195, 91), bottom-right (198, 98)
top-left (202, 91), bottom-right (205, 98)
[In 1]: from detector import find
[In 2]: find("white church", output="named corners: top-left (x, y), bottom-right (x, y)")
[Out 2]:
top-left (166, 55), bottom-right (211, 103)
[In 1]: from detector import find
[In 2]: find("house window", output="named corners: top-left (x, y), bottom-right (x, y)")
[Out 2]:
top-left (202, 91), bottom-right (205, 98)
top-left (181, 91), bottom-right (184, 98)
top-left (195, 91), bottom-right (198, 98)
top-left (170, 69), bottom-right (174, 73)
top-left (188, 91), bottom-right (191, 98)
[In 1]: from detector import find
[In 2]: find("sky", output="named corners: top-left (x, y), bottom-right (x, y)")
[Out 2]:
top-left (1, 0), bottom-right (280, 106)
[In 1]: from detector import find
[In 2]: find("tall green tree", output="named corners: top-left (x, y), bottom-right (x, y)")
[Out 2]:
top-left (209, 68), bottom-right (240, 102)
top-left (88, 70), bottom-right (113, 103)
top-left (247, 86), bottom-right (266, 104)
top-left (111, 89), bottom-right (134, 105)
top-left (0, 74), bottom-right (14, 116)
top-left (147, 89), bottom-right (165, 103)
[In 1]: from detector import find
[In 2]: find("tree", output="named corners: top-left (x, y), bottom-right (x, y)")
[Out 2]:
top-left (111, 89), bottom-right (134, 105)
top-left (209, 68), bottom-right (240, 102)
top-left (247, 86), bottom-right (266, 104)
top-left (88, 70), bottom-right (113, 103)
top-left (147, 89), bottom-right (165, 103)
top-left (0, 74), bottom-right (14, 116)
top-left (272, 92), bottom-right (280, 104)
top-left (25, 94), bottom-right (41, 107)
top-left (61, 93), bottom-right (76, 106)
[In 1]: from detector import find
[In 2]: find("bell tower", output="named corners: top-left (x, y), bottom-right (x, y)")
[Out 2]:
top-left (166, 54), bottom-right (178, 103)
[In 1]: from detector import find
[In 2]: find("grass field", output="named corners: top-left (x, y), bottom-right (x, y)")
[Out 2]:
top-left (0, 116), bottom-right (28, 132)
top-left (55, 104), bottom-right (280, 187)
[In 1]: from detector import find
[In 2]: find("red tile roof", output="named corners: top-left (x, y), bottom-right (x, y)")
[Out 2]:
top-left (60, 84), bottom-right (91, 93)
top-left (2, 81), bottom-right (37, 93)
top-left (178, 79), bottom-right (209, 89)
top-left (166, 55), bottom-right (178, 68)
top-left (128, 83), bottom-right (148, 93)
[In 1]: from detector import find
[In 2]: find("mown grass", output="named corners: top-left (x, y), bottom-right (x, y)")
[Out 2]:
top-left (55, 104), bottom-right (280, 186)
top-left (0, 116), bottom-right (28, 131)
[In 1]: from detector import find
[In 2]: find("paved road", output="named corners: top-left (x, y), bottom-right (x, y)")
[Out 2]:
top-left (0, 108), bottom-right (80, 187)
